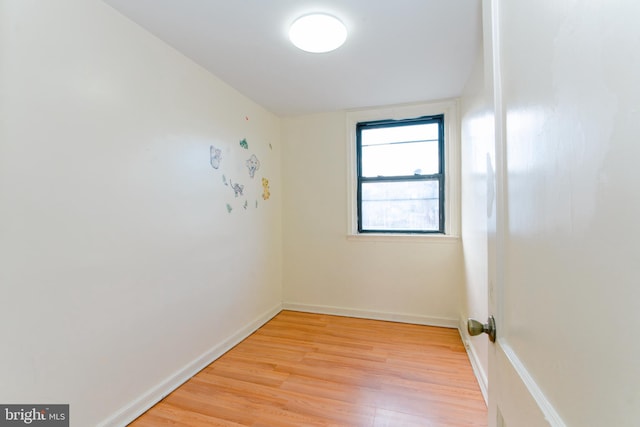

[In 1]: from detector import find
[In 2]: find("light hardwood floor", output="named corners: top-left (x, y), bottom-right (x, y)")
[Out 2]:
top-left (129, 310), bottom-right (487, 426)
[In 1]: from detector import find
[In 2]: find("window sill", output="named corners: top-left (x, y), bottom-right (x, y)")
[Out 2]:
top-left (346, 233), bottom-right (460, 243)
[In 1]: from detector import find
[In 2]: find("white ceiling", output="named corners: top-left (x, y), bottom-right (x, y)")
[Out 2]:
top-left (103, 0), bottom-right (482, 117)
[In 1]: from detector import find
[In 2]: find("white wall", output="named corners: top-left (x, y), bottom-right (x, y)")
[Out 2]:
top-left (497, 0), bottom-right (640, 424)
top-left (0, 1), bottom-right (282, 426)
top-left (281, 111), bottom-right (463, 325)
top-left (459, 46), bottom-right (493, 401)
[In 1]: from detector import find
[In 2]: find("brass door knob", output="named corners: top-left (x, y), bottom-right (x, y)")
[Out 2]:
top-left (467, 316), bottom-right (496, 342)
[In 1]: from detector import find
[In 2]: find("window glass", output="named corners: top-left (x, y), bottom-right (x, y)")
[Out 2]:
top-left (361, 123), bottom-right (440, 177)
top-left (361, 180), bottom-right (440, 231)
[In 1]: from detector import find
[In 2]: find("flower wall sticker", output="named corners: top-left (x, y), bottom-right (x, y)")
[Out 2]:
top-left (246, 154), bottom-right (260, 178)
top-left (239, 138), bottom-right (248, 149)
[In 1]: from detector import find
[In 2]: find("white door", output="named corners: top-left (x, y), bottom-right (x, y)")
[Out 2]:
top-left (482, 0), bottom-right (640, 426)
top-left (484, 1), bottom-right (556, 423)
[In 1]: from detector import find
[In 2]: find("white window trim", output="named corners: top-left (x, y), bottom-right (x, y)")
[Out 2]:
top-left (346, 99), bottom-right (461, 241)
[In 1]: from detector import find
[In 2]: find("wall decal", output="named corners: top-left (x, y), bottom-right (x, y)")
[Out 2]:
top-left (261, 177), bottom-right (271, 200)
top-left (210, 134), bottom-right (273, 214)
top-left (209, 145), bottom-right (222, 169)
top-left (230, 180), bottom-right (244, 197)
top-left (246, 154), bottom-right (260, 178)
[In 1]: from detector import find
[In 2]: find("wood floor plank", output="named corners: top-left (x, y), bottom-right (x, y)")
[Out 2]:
top-left (129, 311), bottom-right (487, 426)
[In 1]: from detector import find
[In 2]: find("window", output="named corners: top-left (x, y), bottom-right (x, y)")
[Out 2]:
top-left (357, 115), bottom-right (444, 233)
top-left (347, 100), bottom-right (459, 238)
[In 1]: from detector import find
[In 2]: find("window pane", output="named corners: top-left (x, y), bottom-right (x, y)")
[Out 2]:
top-left (361, 123), bottom-right (439, 146)
top-left (361, 180), bottom-right (440, 231)
top-left (361, 139), bottom-right (439, 177)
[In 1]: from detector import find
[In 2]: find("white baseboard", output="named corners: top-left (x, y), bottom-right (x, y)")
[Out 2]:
top-left (458, 314), bottom-right (488, 404)
top-left (98, 303), bottom-right (282, 427)
top-left (282, 302), bottom-right (458, 328)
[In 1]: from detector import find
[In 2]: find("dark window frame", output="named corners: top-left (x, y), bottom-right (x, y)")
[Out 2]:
top-left (356, 114), bottom-right (445, 234)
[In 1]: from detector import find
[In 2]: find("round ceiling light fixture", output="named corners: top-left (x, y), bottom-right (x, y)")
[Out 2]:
top-left (289, 13), bottom-right (347, 53)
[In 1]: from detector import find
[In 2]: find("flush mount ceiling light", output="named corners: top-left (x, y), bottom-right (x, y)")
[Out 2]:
top-left (289, 13), bottom-right (347, 53)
